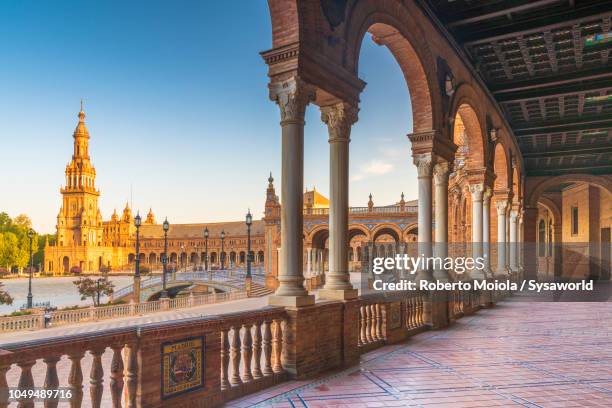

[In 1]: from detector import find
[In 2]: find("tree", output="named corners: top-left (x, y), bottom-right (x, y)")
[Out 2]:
top-left (73, 277), bottom-right (115, 306)
top-left (0, 282), bottom-right (13, 305)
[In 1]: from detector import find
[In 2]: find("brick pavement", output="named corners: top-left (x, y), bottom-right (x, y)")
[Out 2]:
top-left (228, 300), bottom-right (612, 407)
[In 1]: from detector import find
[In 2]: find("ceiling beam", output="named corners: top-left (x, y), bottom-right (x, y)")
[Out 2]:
top-left (447, 0), bottom-right (562, 28)
top-left (490, 67), bottom-right (612, 96)
top-left (522, 145), bottom-right (612, 158)
top-left (496, 77), bottom-right (612, 103)
top-left (526, 164), bottom-right (612, 176)
top-left (514, 117), bottom-right (612, 136)
top-left (463, 7), bottom-right (611, 46)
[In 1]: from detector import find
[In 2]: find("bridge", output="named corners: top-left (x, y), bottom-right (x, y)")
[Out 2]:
top-left (113, 268), bottom-right (269, 302)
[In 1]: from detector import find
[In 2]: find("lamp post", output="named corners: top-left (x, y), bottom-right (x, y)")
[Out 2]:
top-left (134, 212), bottom-right (142, 303)
top-left (246, 210), bottom-right (252, 279)
top-left (220, 230), bottom-right (226, 270)
top-left (161, 218), bottom-right (169, 299)
top-left (245, 210), bottom-right (253, 296)
top-left (26, 228), bottom-right (34, 309)
top-left (204, 227), bottom-right (209, 272)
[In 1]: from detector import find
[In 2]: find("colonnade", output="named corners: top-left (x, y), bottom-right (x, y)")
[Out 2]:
top-left (267, 77), bottom-right (524, 306)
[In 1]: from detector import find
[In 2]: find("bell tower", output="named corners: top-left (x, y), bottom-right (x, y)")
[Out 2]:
top-left (264, 172), bottom-right (281, 289)
top-left (56, 103), bottom-right (103, 248)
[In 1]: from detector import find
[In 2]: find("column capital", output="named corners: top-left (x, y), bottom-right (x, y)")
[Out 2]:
top-left (321, 102), bottom-right (358, 142)
top-left (413, 153), bottom-right (433, 178)
top-left (496, 200), bottom-right (509, 215)
top-left (269, 77), bottom-right (316, 123)
top-left (483, 187), bottom-right (492, 202)
top-left (509, 209), bottom-right (519, 221)
top-left (433, 160), bottom-right (451, 185)
top-left (469, 183), bottom-right (485, 201)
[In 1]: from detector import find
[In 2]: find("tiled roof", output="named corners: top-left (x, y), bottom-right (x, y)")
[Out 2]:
top-left (139, 220), bottom-right (265, 239)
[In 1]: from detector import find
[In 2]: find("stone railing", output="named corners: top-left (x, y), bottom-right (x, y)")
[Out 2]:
top-left (0, 307), bottom-right (288, 408)
top-left (0, 291), bottom-right (248, 333)
top-left (357, 291), bottom-right (426, 351)
top-left (305, 205), bottom-right (418, 216)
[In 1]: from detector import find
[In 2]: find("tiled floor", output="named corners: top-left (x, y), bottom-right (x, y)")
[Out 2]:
top-left (228, 300), bottom-right (612, 407)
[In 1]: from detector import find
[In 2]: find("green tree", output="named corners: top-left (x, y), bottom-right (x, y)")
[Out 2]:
top-left (73, 277), bottom-right (115, 306)
top-left (0, 282), bottom-right (13, 305)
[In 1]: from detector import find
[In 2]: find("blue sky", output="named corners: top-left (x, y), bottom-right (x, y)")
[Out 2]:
top-left (0, 0), bottom-right (416, 233)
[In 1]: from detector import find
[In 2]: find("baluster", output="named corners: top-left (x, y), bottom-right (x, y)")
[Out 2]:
top-left (251, 322), bottom-right (262, 379)
top-left (17, 360), bottom-right (36, 408)
top-left (89, 349), bottom-right (105, 408)
top-left (261, 320), bottom-right (273, 376)
top-left (240, 324), bottom-right (253, 383)
top-left (220, 329), bottom-right (230, 390)
top-left (125, 342), bottom-right (138, 408)
top-left (369, 305), bottom-right (377, 342)
top-left (364, 305), bottom-right (372, 343)
top-left (0, 363), bottom-right (9, 408)
top-left (359, 306), bottom-right (366, 346)
top-left (271, 319), bottom-right (283, 373)
top-left (68, 352), bottom-right (84, 408)
top-left (43, 356), bottom-right (60, 408)
top-left (375, 304), bottom-right (383, 341)
top-left (229, 327), bottom-right (241, 385)
top-left (109, 345), bottom-right (124, 408)
top-left (407, 298), bottom-right (414, 329)
top-left (418, 296), bottom-right (424, 326)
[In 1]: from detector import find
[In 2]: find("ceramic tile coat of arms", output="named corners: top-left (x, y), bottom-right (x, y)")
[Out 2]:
top-left (161, 336), bottom-right (204, 399)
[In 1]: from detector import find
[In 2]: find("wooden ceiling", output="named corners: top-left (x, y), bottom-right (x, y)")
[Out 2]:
top-left (421, 0), bottom-right (612, 176)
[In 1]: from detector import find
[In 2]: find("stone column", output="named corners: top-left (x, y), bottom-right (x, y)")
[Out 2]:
top-left (268, 77), bottom-right (315, 307)
top-left (306, 248), bottom-right (312, 278)
top-left (496, 200), bottom-right (508, 277)
top-left (518, 213), bottom-right (524, 273)
top-left (469, 183), bottom-right (485, 280)
top-left (509, 209), bottom-right (518, 273)
top-left (482, 188), bottom-right (492, 277)
top-left (320, 102), bottom-right (358, 300)
top-left (414, 153), bottom-right (434, 282)
top-left (433, 161), bottom-right (450, 282)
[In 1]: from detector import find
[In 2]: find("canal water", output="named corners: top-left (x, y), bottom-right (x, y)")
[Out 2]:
top-left (0, 276), bottom-right (134, 314)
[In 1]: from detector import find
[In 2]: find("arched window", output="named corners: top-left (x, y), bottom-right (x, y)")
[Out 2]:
top-left (538, 220), bottom-right (546, 257)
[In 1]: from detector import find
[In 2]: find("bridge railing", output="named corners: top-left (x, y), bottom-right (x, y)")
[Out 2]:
top-left (0, 306), bottom-right (288, 407)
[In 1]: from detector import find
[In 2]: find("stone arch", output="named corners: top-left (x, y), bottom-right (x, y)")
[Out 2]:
top-left (403, 223), bottom-right (418, 242)
top-left (148, 253), bottom-right (156, 264)
top-left (62, 256), bottom-right (70, 273)
top-left (371, 224), bottom-right (402, 243)
top-left (527, 175), bottom-right (612, 208)
top-left (309, 226), bottom-right (330, 249)
top-left (348, 225), bottom-right (370, 241)
top-left (257, 250), bottom-right (264, 263)
top-left (493, 142), bottom-right (510, 191)
top-left (346, 14), bottom-right (439, 133)
top-left (451, 96), bottom-right (486, 170)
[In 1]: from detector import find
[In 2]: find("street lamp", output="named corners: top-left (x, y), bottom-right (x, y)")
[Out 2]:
top-left (134, 212), bottom-right (142, 302)
top-left (204, 227), bottom-right (209, 271)
top-left (246, 209), bottom-right (252, 279)
top-left (26, 228), bottom-right (35, 309)
top-left (161, 218), bottom-right (169, 299)
top-left (220, 230), bottom-right (226, 270)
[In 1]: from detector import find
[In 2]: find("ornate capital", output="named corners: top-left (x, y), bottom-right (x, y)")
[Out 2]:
top-left (269, 77), bottom-right (316, 123)
top-left (413, 153), bottom-right (433, 178)
top-left (496, 200), bottom-right (508, 215)
top-left (483, 187), bottom-right (492, 202)
top-left (433, 161), bottom-right (451, 185)
top-left (321, 102), bottom-right (358, 142)
top-left (509, 210), bottom-right (519, 222)
top-left (469, 183), bottom-right (484, 201)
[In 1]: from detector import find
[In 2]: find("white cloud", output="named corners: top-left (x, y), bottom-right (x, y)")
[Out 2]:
top-left (364, 160), bottom-right (393, 175)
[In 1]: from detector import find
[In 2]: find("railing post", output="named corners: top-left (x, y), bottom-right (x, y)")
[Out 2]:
top-left (220, 329), bottom-right (230, 391)
top-left (125, 342), bottom-right (138, 408)
top-left (251, 322), bottom-right (263, 379)
top-left (89, 348), bottom-right (104, 408)
top-left (271, 319), bottom-right (283, 374)
top-left (109, 345), bottom-right (124, 408)
top-left (68, 352), bottom-right (84, 408)
top-left (261, 320), bottom-right (273, 376)
top-left (229, 327), bottom-right (241, 386)
top-left (240, 324), bottom-right (253, 383)
top-left (17, 360), bottom-right (36, 408)
top-left (0, 362), bottom-right (9, 408)
top-left (43, 356), bottom-right (60, 408)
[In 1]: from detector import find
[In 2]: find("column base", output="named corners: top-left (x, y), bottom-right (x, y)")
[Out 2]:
top-left (269, 294), bottom-right (315, 307)
top-left (318, 288), bottom-right (358, 300)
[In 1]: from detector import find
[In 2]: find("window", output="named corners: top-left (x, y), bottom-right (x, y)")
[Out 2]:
top-left (571, 207), bottom-right (579, 235)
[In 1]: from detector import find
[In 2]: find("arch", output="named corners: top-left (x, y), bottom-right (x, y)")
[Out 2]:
top-left (527, 174), bottom-right (612, 207)
top-left (210, 252), bottom-right (217, 264)
top-left (310, 227), bottom-right (330, 249)
top-left (257, 251), bottom-right (264, 263)
top-left (190, 252), bottom-right (199, 265)
top-left (345, 5), bottom-right (441, 133)
top-left (148, 253), bottom-right (156, 264)
top-left (493, 142), bottom-right (510, 191)
top-left (348, 225), bottom-right (369, 242)
top-left (229, 251), bottom-right (237, 264)
top-left (451, 99), bottom-right (485, 170)
top-left (403, 223), bottom-right (418, 242)
top-left (62, 256), bottom-right (70, 273)
top-left (538, 219), bottom-right (546, 257)
top-left (128, 253), bottom-right (135, 264)
top-left (170, 252), bottom-right (177, 264)
top-left (239, 251), bottom-right (246, 264)
top-left (372, 224), bottom-right (402, 243)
